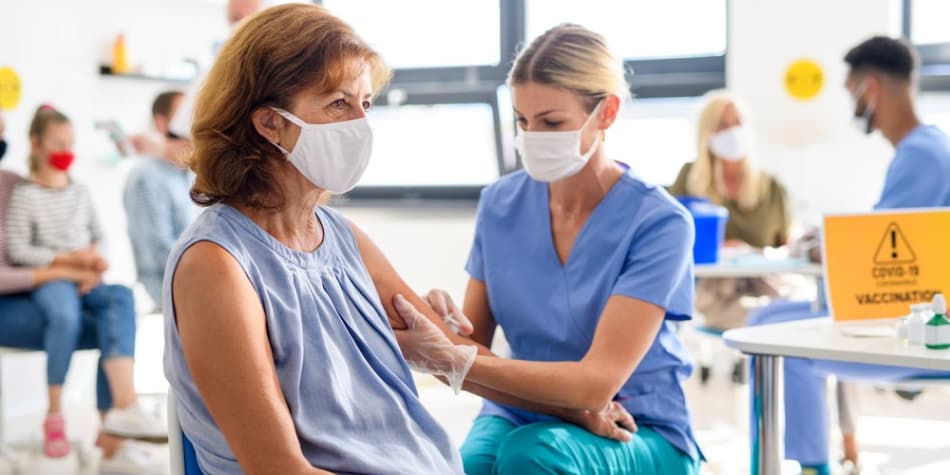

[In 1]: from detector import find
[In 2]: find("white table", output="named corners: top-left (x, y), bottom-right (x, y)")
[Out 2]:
top-left (694, 259), bottom-right (823, 279)
top-left (723, 317), bottom-right (950, 474)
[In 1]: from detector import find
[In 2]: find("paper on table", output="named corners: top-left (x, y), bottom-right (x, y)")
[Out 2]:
top-left (838, 325), bottom-right (896, 338)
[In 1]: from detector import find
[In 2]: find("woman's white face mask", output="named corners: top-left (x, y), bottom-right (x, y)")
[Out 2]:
top-left (515, 101), bottom-right (604, 182)
top-left (708, 125), bottom-right (750, 162)
top-left (270, 107), bottom-right (373, 194)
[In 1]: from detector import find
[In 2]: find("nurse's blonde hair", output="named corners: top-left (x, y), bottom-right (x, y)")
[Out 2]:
top-left (688, 90), bottom-right (767, 210)
top-left (508, 23), bottom-right (630, 112)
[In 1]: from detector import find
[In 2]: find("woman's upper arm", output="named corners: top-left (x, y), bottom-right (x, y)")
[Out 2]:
top-left (172, 242), bottom-right (315, 474)
top-left (347, 219), bottom-right (495, 354)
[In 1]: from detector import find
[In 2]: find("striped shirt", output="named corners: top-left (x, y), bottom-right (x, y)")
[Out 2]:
top-left (6, 180), bottom-right (103, 267)
top-left (0, 171), bottom-right (34, 293)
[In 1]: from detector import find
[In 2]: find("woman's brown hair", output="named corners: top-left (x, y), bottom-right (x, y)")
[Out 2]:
top-left (28, 105), bottom-right (70, 174)
top-left (188, 3), bottom-right (390, 209)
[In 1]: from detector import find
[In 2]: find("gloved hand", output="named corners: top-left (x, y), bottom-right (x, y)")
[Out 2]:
top-left (393, 294), bottom-right (477, 394)
top-left (423, 289), bottom-right (474, 336)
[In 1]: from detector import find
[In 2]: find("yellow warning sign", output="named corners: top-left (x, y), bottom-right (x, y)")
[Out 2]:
top-left (0, 67), bottom-right (22, 111)
top-left (823, 209), bottom-right (950, 321)
top-left (873, 222), bottom-right (916, 265)
top-left (785, 59), bottom-right (824, 101)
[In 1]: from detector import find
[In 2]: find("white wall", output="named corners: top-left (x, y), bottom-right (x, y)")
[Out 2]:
top-left (728, 0), bottom-right (903, 225)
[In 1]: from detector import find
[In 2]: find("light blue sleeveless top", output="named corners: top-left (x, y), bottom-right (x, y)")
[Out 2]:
top-left (163, 203), bottom-right (462, 474)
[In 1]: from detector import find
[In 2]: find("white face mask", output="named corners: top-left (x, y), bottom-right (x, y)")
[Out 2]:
top-left (515, 101), bottom-right (604, 182)
top-left (708, 125), bottom-right (750, 162)
top-left (270, 108), bottom-right (373, 194)
top-left (850, 80), bottom-right (875, 135)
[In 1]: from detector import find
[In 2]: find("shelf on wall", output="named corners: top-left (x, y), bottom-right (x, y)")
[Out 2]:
top-left (98, 65), bottom-right (194, 84)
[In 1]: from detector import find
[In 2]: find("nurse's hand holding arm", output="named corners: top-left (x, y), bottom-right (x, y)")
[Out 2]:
top-left (393, 295), bottom-right (638, 441)
top-left (351, 223), bottom-right (637, 441)
top-left (396, 289), bottom-right (665, 413)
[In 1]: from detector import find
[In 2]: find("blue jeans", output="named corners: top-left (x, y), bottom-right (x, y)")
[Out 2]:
top-left (0, 281), bottom-right (136, 411)
top-left (747, 300), bottom-right (950, 466)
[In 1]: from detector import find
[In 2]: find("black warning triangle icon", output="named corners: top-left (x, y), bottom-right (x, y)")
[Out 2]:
top-left (873, 222), bottom-right (916, 265)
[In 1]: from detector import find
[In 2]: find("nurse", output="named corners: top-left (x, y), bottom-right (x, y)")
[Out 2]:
top-left (749, 36), bottom-right (950, 475)
top-left (394, 23), bottom-right (702, 474)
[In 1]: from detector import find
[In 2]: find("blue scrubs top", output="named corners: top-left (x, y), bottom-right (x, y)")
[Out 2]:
top-left (874, 125), bottom-right (950, 210)
top-left (465, 166), bottom-right (702, 460)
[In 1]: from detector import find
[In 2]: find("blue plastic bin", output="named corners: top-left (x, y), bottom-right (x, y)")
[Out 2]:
top-left (676, 196), bottom-right (729, 264)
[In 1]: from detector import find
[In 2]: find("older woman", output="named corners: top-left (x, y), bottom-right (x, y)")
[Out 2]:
top-left (163, 5), bottom-right (468, 474)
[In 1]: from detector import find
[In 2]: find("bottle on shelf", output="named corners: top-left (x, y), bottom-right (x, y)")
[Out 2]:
top-left (112, 33), bottom-right (130, 74)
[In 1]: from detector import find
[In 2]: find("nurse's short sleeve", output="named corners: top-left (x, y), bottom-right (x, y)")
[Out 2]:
top-left (611, 208), bottom-right (695, 320)
top-left (464, 189), bottom-right (489, 281)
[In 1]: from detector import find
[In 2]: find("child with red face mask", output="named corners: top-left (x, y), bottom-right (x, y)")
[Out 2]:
top-left (7, 105), bottom-right (107, 282)
top-left (4, 105), bottom-right (166, 464)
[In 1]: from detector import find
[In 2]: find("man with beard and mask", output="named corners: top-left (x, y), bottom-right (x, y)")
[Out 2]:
top-left (747, 36), bottom-right (950, 475)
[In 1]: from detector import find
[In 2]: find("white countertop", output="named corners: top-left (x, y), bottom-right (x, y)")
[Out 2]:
top-left (723, 317), bottom-right (950, 371)
top-left (694, 259), bottom-right (823, 278)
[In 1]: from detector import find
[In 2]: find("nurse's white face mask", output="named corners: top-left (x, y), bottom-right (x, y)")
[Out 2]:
top-left (708, 125), bottom-right (750, 162)
top-left (516, 101), bottom-right (604, 182)
top-left (270, 107), bottom-right (373, 194)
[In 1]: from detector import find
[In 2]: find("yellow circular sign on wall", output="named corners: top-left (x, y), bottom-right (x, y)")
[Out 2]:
top-left (0, 67), bottom-right (22, 111)
top-left (784, 59), bottom-right (823, 101)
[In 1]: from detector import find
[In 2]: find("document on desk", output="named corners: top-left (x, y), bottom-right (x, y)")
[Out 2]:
top-left (838, 325), bottom-right (896, 338)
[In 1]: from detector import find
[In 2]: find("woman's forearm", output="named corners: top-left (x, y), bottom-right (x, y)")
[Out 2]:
top-left (447, 376), bottom-right (575, 419)
top-left (466, 356), bottom-right (611, 412)
top-left (0, 265), bottom-right (38, 293)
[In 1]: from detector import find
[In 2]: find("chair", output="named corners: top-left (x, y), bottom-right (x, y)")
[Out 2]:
top-left (167, 390), bottom-right (203, 475)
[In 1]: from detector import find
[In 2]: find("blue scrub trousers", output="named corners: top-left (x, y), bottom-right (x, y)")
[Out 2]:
top-left (460, 416), bottom-right (700, 475)
top-left (747, 300), bottom-right (950, 466)
top-left (0, 281), bottom-right (137, 411)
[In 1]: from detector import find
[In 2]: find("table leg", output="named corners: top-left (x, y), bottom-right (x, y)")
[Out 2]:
top-left (751, 354), bottom-right (785, 475)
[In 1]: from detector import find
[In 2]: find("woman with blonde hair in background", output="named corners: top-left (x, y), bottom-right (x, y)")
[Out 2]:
top-left (669, 91), bottom-right (793, 332)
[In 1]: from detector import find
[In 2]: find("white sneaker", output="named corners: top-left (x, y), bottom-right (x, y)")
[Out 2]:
top-left (99, 441), bottom-right (166, 475)
top-left (103, 404), bottom-right (168, 442)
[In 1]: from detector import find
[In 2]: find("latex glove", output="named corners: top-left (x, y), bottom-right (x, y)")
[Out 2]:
top-left (562, 401), bottom-right (637, 442)
top-left (393, 294), bottom-right (477, 394)
top-left (424, 289), bottom-right (474, 336)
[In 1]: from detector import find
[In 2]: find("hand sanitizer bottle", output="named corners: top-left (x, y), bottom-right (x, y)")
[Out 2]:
top-left (925, 294), bottom-right (950, 350)
top-left (908, 303), bottom-right (930, 345)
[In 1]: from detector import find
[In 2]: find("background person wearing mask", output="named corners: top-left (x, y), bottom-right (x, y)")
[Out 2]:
top-left (669, 90), bottom-right (792, 332)
top-left (0, 106), bottom-right (165, 474)
top-left (124, 90), bottom-right (198, 310)
top-left (748, 36), bottom-right (950, 475)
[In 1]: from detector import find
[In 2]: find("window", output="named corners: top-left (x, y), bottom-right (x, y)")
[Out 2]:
top-left (525, 0), bottom-right (726, 60)
top-left (907, 0), bottom-right (950, 45)
top-left (903, 0), bottom-right (950, 91)
top-left (359, 103), bottom-right (500, 187)
top-left (321, 1), bottom-right (501, 69)
top-left (606, 98), bottom-right (698, 186)
top-left (314, 0), bottom-right (726, 201)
